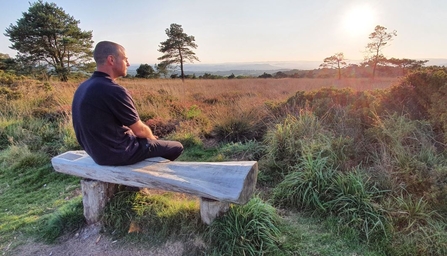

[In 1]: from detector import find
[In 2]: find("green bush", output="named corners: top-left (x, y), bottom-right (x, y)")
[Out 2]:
top-left (272, 153), bottom-right (334, 212)
top-left (381, 69), bottom-right (447, 121)
top-left (263, 112), bottom-right (338, 180)
top-left (205, 197), bottom-right (283, 256)
top-left (325, 169), bottom-right (388, 243)
top-left (0, 70), bottom-right (18, 86)
top-left (365, 114), bottom-right (445, 199)
top-left (385, 194), bottom-right (447, 255)
top-left (0, 87), bottom-right (22, 100)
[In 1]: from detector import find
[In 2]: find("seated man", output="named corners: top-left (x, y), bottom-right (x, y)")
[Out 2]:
top-left (72, 41), bottom-right (183, 165)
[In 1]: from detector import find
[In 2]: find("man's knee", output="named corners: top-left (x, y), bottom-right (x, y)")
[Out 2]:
top-left (169, 141), bottom-right (184, 160)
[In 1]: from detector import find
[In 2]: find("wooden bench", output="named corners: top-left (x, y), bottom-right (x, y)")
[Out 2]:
top-left (51, 150), bottom-right (258, 225)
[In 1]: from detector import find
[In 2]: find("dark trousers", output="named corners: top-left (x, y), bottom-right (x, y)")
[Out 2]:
top-left (143, 139), bottom-right (184, 161)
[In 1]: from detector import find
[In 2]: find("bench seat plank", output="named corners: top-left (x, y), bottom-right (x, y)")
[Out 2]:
top-left (51, 150), bottom-right (258, 204)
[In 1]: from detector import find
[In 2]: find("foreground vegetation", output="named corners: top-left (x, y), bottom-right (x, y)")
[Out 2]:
top-left (1, 71), bottom-right (447, 255)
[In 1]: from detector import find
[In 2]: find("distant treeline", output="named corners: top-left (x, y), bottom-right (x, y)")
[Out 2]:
top-left (164, 64), bottom-right (443, 80)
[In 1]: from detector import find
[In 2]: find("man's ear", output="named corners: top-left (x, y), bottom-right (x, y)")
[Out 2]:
top-left (107, 55), bottom-right (114, 65)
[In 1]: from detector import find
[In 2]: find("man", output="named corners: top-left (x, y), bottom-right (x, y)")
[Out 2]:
top-left (72, 41), bottom-right (183, 165)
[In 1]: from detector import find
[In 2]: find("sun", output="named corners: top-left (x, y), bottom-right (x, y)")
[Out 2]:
top-left (342, 5), bottom-right (375, 36)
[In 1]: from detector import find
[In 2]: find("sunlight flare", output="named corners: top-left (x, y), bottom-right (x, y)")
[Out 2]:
top-left (342, 4), bottom-right (376, 36)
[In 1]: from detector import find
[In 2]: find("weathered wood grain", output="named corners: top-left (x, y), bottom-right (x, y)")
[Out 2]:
top-left (51, 151), bottom-right (258, 204)
top-left (81, 180), bottom-right (117, 225)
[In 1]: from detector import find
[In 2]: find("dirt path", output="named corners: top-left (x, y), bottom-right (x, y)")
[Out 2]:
top-left (10, 225), bottom-right (187, 256)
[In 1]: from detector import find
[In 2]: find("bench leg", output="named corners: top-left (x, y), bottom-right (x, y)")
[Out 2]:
top-left (199, 197), bottom-right (230, 224)
top-left (81, 179), bottom-right (117, 225)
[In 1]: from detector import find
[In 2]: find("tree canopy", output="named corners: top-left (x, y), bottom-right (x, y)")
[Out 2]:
top-left (364, 25), bottom-right (397, 80)
top-left (4, 0), bottom-right (93, 81)
top-left (320, 53), bottom-right (347, 80)
top-left (158, 23), bottom-right (199, 82)
top-left (386, 58), bottom-right (428, 76)
top-left (136, 64), bottom-right (159, 78)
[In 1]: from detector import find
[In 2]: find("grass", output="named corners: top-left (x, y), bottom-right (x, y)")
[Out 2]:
top-left (272, 152), bottom-right (335, 212)
top-left (205, 197), bottom-right (284, 255)
top-left (285, 212), bottom-right (386, 256)
top-left (102, 190), bottom-right (203, 246)
top-left (0, 145), bottom-right (81, 251)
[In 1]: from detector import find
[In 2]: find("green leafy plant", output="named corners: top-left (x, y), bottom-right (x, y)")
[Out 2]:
top-left (205, 197), bottom-right (283, 256)
top-left (263, 112), bottom-right (335, 180)
top-left (385, 194), bottom-right (447, 255)
top-left (325, 169), bottom-right (388, 243)
top-left (272, 153), bottom-right (334, 212)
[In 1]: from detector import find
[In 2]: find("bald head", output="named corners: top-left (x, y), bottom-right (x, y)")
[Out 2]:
top-left (93, 41), bottom-right (124, 65)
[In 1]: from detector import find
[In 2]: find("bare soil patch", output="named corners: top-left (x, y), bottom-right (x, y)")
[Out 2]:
top-left (11, 224), bottom-right (186, 256)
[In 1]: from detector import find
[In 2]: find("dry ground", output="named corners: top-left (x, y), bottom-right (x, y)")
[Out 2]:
top-left (10, 224), bottom-right (188, 256)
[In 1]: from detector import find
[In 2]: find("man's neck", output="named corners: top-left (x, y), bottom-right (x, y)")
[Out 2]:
top-left (96, 67), bottom-right (116, 80)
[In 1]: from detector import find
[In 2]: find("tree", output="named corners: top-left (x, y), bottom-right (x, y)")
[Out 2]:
top-left (258, 72), bottom-right (272, 78)
top-left (158, 23), bottom-right (199, 82)
top-left (4, 1), bottom-right (93, 81)
top-left (386, 58), bottom-right (428, 76)
top-left (320, 53), bottom-right (347, 80)
top-left (136, 64), bottom-right (158, 78)
top-left (155, 61), bottom-right (171, 78)
top-left (0, 53), bottom-right (10, 71)
top-left (364, 25), bottom-right (397, 80)
top-left (274, 71), bottom-right (288, 78)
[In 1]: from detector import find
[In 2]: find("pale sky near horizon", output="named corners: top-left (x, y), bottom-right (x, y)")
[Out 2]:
top-left (0, 0), bottom-right (446, 66)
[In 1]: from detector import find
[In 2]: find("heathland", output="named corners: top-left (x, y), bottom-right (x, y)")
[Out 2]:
top-left (1, 69), bottom-right (447, 255)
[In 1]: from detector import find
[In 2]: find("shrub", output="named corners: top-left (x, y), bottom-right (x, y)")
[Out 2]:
top-left (325, 169), bottom-right (388, 243)
top-left (205, 197), bottom-right (283, 256)
top-left (365, 114), bottom-right (444, 198)
top-left (212, 105), bottom-right (267, 143)
top-left (272, 153), bottom-right (334, 212)
top-left (263, 112), bottom-right (337, 179)
top-left (145, 117), bottom-right (177, 138)
top-left (385, 194), bottom-right (447, 255)
top-left (0, 70), bottom-right (17, 86)
top-left (169, 132), bottom-right (203, 148)
top-left (381, 69), bottom-right (447, 121)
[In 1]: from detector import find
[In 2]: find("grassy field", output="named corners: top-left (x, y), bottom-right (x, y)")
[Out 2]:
top-left (1, 73), bottom-right (447, 255)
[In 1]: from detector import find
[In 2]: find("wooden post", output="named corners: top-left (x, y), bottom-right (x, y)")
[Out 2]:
top-left (81, 179), bottom-right (117, 225)
top-left (200, 197), bottom-right (230, 224)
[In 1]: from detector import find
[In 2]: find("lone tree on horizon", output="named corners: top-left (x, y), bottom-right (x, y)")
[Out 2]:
top-left (320, 52), bottom-right (347, 80)
top-left (158, 23), bottom-right (199, 82)
top-left (364, 25), bottom-right (397, 80)
top-left (4, 1), bottom-right (93, 81)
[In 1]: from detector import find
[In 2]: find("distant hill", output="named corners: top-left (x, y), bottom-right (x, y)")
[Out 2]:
top-left (183, 61), bottom-right (322, 72)
top-left (127, 61), bottom-right (321, 77)
top-left (426, 58), bottom-right (447, 66)
top-left (127, 59), bottom-right (446, 77)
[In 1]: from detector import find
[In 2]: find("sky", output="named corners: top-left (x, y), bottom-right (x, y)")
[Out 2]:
top-left (0, 0), bottom-right (446, 66)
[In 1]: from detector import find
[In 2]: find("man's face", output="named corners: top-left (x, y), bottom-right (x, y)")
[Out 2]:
top-left (113, 48), bottom-right (130, 77)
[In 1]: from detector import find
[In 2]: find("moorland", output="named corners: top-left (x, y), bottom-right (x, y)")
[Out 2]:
top-left (1, 70), bottom-right (447, 255)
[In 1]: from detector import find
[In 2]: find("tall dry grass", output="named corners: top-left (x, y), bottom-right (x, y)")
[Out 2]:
top-left (98, 77), bottom-right (396, 121)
